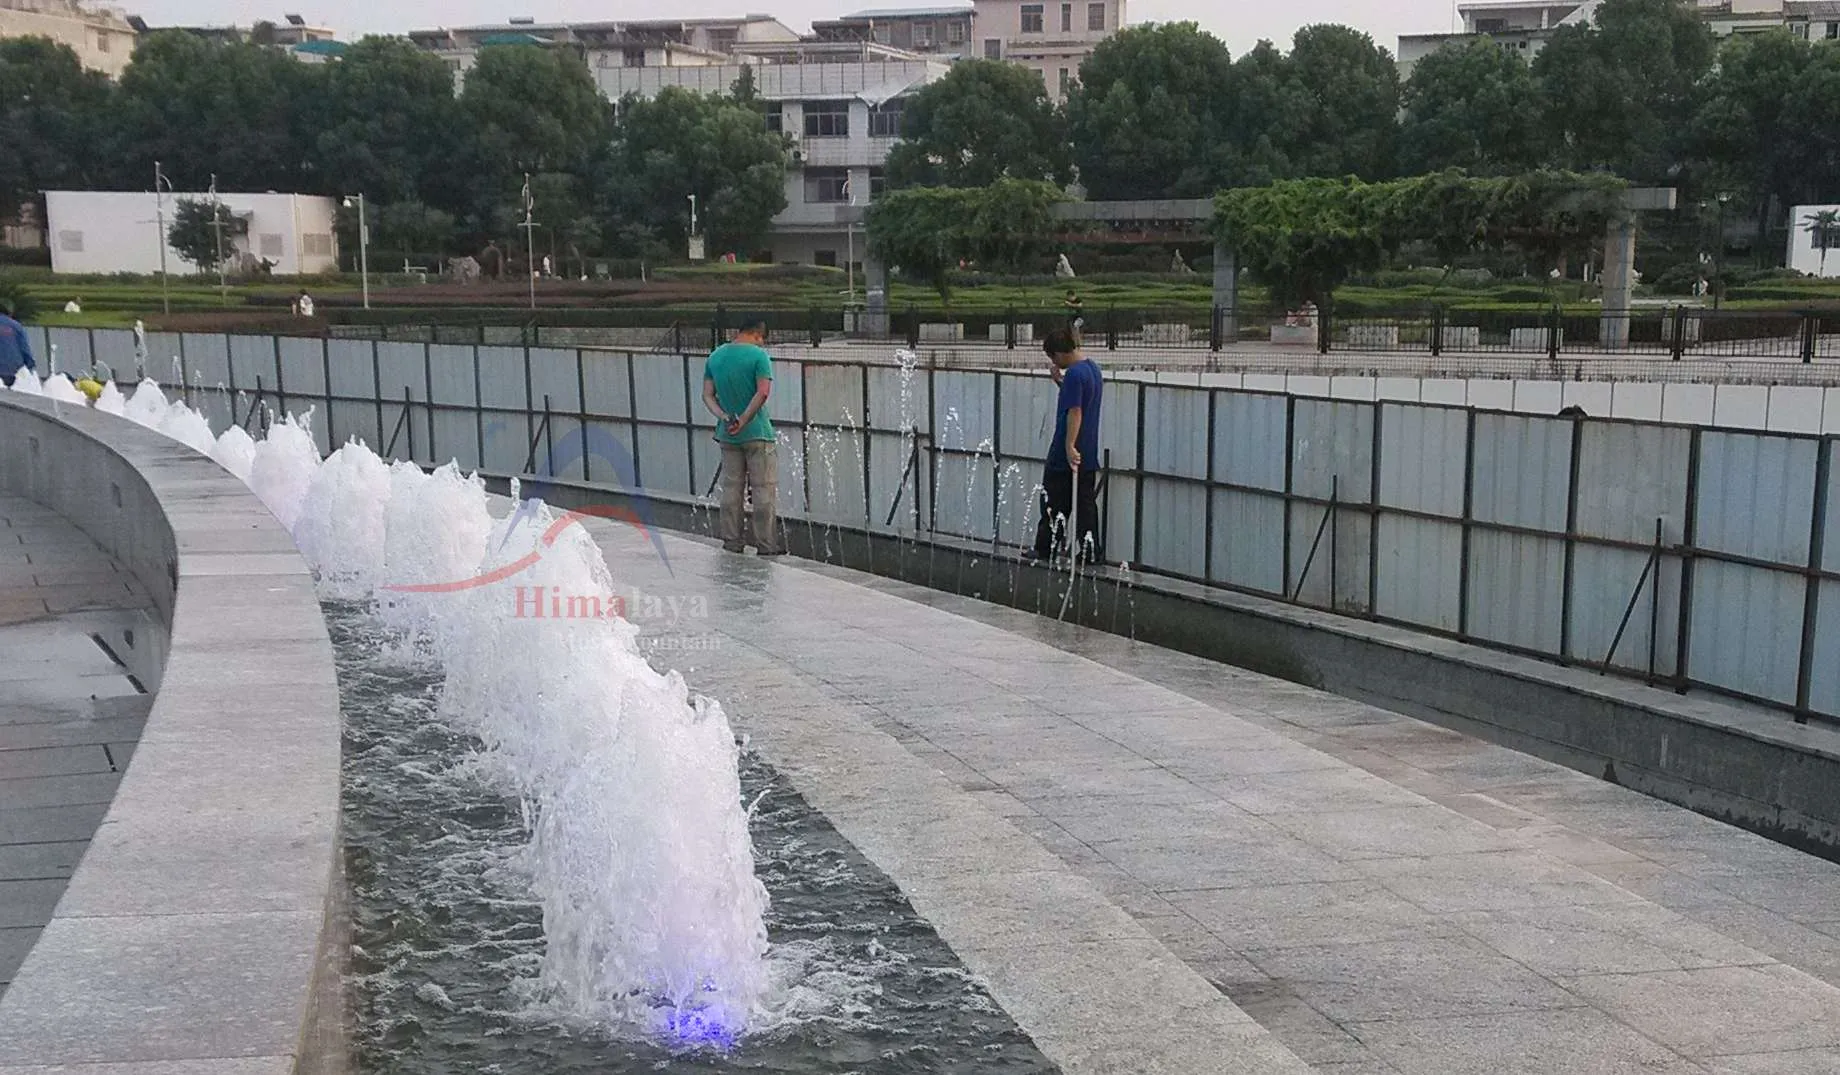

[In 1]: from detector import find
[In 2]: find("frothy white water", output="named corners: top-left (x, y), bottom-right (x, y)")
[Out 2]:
top-left (377, 462), bottom-right (492, 640)
top-left (255, 432), bottom-right (770, 1044)
top-left (293, 440), bottom-right (392, 600)
top-left (212, 426), bottom-right (258, 484)
top-left (158, 402), bottom-right (218, 455)
top-left (6, 370), bottom-right (41, 395)
top-left (94, 381), bottom-right (127, 416)
top-left (247, 413), bottom-right (321, 531)
top-left (122, 380), bottom-right (170, 428)
top-left (40, 375), bottom-right (87, 405)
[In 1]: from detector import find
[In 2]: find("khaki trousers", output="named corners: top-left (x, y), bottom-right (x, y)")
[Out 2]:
top-left (720, 441), bottom-right (781, 554)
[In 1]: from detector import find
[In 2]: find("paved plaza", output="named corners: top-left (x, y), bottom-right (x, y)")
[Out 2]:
top-left (0, 494), bottom-right (154, 996)
top-left (584, 515), bottom-right (1840, 1075)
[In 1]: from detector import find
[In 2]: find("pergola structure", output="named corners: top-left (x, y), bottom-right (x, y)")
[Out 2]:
top-left (854, 188), bottom-right (1678, 348)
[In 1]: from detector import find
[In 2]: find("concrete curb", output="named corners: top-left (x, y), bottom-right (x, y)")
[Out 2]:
top-left (0, 395), bottom-right (345, 1074)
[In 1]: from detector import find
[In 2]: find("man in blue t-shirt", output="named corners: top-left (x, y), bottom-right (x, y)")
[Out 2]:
top-left (0, 303), bottom-right (36, 388)
top-left (701, 314), bottom-right (783, 555)
top-left (1030, 328), bottom-right (1103, 563)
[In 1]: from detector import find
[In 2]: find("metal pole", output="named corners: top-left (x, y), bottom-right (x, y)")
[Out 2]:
top-left (154, 162), bottom-right (171, 316)
top-left (523, 173), bottom-right (537, 312)
top-left (358, 193), bottom-right (371, 311)
top-left (209, 174), bottom-right (227, 307)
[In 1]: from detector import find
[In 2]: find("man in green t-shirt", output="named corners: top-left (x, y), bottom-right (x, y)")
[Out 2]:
top-left (701, 314), bottom-right (783, 555)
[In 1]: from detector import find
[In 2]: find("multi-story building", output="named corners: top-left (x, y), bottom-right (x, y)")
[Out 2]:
top-left (595, 40), bottom-right (951, 265)
top-left (408, 16), bottom-right (800, 79)
top-left (974, 0), bottom-right (1122, 101)
top-left (810, 6), bottom-right (977, 59)
top-left (1400, 1), bottom-right (1840, 76)
top-left (810, 0), bottom-right (1122, 100)
top-left (0, 0), bottom-right (137, 77)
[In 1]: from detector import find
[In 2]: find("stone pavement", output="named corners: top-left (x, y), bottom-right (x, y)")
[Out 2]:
top-left (584, 518), bottom-right (1840, 1075)
top-left (0, 493), bottom-right (155, 996)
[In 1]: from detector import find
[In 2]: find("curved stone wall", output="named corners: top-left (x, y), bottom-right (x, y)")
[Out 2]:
top-left (0, 394), bottom-right (346, 1072)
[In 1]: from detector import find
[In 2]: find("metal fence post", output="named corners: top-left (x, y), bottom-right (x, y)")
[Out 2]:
top-left (1670, 305), bottom-right (1687, 361)
top-left (1796, 437), bottom-right (1831, 720)
top-left (1803, 313), bottom-right (1819, 364)
top-left (711, 304), bottom-right (726, 352)
top-left (1548, 304), bottom-right (1561, 362)
top-left (1106, 307), bottom-right (1118, 352)
top-left (1674, 427), bottom-right (1702, 692)
top-left (1430, 307), bottom-right (1444, 357)
top-left (1317, 306), bottom-right (1331, 355)
top-left (1005, 308), bottom-right (1017, 350)
top-left (809, 307), bottom-right (822, 349)
top-left (1209, 305), bottom-right (1223, 353)
top-left (906, 305), bottom-right (920, 349)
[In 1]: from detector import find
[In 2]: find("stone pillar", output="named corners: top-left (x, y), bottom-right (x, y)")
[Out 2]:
top-left (1599, 214), bottom-right (1637, 350)
top-left (1213, 239), bottom-right (1239, 342)
top-left (862, 254), bottom-right (890, 337)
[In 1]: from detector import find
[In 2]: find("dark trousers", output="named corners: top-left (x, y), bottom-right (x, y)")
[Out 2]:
top-left (1033, 466), bottom-right (1102, 561)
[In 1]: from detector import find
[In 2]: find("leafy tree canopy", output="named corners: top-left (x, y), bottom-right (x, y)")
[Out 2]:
top-left (865, 179), bottom-right (1064, 301)
top-left (0, 38), bottom-right (115, 211)
top-left (884, 60), bottom-right (1070, 189)
top-left (596, 86), bottom-right (790, 257)
top-left (313, 37), bottom-right (468, 210)
top-left (168, 197), bottom-right (250, 272)
top-left (1399, 38), bottom-right (1545, 177)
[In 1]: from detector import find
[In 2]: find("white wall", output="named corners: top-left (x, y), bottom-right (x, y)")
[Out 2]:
top-left (44, 192), bottom-right (340, 276)
top-left (1787, 204), bottom-right (1840, 279)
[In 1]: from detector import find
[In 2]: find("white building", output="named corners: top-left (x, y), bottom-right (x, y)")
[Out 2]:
top-left (811, 0), bottom-right (1124, 99)
top-left (408, 16), bottom-right (801, 80)
top-left (44, 191), bottom-right (341, 276)
top-left (597, 42), bottom-right (951, 265)
top-left (1788, 204), bottom-right (1840, 278)
top-left (0, 0), bottom-right (137, 78)
top-left (1398, 1), bottom-right (1840, 78)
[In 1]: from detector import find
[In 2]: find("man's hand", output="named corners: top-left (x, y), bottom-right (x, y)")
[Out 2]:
top-left (1067, 445), bottom-right (1082, 469)
top-left (725, 415), bottom-right (743, 437)
top-left (1049, 363), bottom-right (1064, 386)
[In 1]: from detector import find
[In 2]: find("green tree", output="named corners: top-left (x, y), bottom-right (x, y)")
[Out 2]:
top-left (1534, 0), bottom-right (1714, 182)
top-left (1807, 208), bottom-right (1840, 275)
top-left (1398, 39), bottom-right (1544, 176)
top-left (884, 60), bottom-right (1070, 188)
top-left (1065, 23), bottom-right (1241, 199)
top-left (1693, 31), bottom-right (1840, 225)
top-left (1281, 24), bottom-right (1399, 179)
top-left (597, 86), bottom-right (789, 257)
top-left (374, 201), bottom-right (457, 263)
top-left (114, 31), bottom-right (320, 192)
top-left (0, 38), bottom-right (115, 211)
top-left (312, 36), bottom-right (467, 211)
top-left (459, 45), bottom-right (610, 229)
top-left (866, 179), bottom-right (1063, 302)
top-left (168, 197), bottom-right (249, 272)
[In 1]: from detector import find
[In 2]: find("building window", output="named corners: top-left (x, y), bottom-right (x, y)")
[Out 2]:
top-left (869, 168), bottom-right (885, 197)
top-left (622, 47), bottom-right (645, 66)
top-left (260, 233), bottom-right (284, 257)
top-left (872, 24), bottom-right (891, 44)
top-left (1829, 21), bottom-right (1839, 39)
top-left (96, 31), bottom-right (109, 52)
top-left (1474, 17), bottom-right (1508, 32)
top-left (303, 234), bottom-right (333, 257)
top-left (868, 98), bottom-right (905, 138)
top-left (804, 99), bottom-right (850, 138)
top-left (1088, 2), bottom-right (1105, 31)
top-left (803, 167), bottom-right (850, 203)
top-left (1058, 68), bottom-right (1070, 97)
top-left (984, 37), bottom-right (1002, 59)
top-left (814, 249), bottom-right (839, 267)
top-left (947, 20), bottom-right (965, 44)
top-left (1061, 3), bottom-right (1072, 32)
top-left (1021, 5), bottom-right (1044, 33)
top-left (915, 22), bottom-right (934, 47)
top-left (764, 102), bottom-right (783, 133)
top-left (58, 230), bottom-right (83, 253)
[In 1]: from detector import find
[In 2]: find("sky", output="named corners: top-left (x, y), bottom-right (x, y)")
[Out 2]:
top-left (122, 0), bottom-right (1463, 55)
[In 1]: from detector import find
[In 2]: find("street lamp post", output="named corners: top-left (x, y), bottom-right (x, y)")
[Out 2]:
top-left (153, 162), bottom-right (173, 316)
top-left (845, 176), bottom-right (857, 306)
top-left (520, 174), bottom-right (538, 311)
top-left (208, 174), bottom-right (228, 307)
top-left (1714, 191), bottom-right (1733, 311)
top-left (343, 194), bottom-right (371, 310)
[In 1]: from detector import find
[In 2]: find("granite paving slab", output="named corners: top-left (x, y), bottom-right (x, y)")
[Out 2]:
top-left (581, 518), bottom-right (1840, 1073)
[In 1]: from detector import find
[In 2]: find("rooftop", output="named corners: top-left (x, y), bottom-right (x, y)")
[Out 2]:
top-left (831, 5), bottom-right (975, 18)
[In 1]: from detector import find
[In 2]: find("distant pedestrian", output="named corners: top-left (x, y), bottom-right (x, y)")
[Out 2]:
top-left (702, 314), bottom-right (783, 556)
top-left (1063, 288), bottom-right (1084, 337)
top-left (295, 291), bottom-right (315, 318)
top-left (1030, 328), bottom-right (1103, 564)
top-left (0, 303), bottom-right (37, 388)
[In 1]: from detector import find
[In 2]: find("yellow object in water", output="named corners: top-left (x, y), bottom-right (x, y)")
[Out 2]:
top-left (74, 378), bottom-right (103, 401)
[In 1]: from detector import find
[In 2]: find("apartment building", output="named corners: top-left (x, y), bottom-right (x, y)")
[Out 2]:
top-left (810, 6), bottom-right (976, 58)
top-left (1400, 0), bottom-right (1840, 76)
top-left (976, 0), bottom-right (1122, 101)
top-left (408, 16), bottom-right (800, 78)
top-left (596, 41), bottom-right (950, 264)
top-left (0, 0), bottom-right (136, 77)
